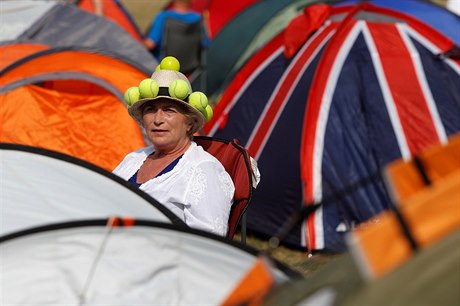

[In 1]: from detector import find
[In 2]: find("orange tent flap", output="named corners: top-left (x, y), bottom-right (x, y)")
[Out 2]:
top-left (0, 50), bottom-right (148, 92)
top-left (0, 85), bottom-right (145, 171)
top-left (348, 168), bottom-right (460, 280)
top-left (220, 256), bottom-right (275, 306)
top-left (402, 170), bottom-right (460, 247)
top-left (0, 43), bottom-right (49, 70)
top-left (384, 133), bottom-right (460, 202)
top-left (348, 211), bottom-right (413, 280)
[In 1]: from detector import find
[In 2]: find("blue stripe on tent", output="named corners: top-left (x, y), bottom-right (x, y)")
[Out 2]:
top-left (213, 52), bottom-right (286, 146)
top-left (410, 38), bottom-right (460, 137)
top-left (247, 50), bottom-right (324, 247)
top-left (320, 33), bottom-right (394, 251)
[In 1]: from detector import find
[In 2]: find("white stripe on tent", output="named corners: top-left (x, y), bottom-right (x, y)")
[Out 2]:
top-left (403, 24), bottom-right (460, 76)
top-left (313, 21), bottom-right (365, 250)
top-left (397, 23), bottom-right (448, 144)
top-left (248, 25), bottom-right (335, 160)
top-left (208, 47), bottom-right (284, 137)
top-left (361, 22), bottom-right (412, 161)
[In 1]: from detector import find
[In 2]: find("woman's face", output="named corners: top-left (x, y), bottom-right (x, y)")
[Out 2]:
top-left (142, 99), bottom-right (192, 152)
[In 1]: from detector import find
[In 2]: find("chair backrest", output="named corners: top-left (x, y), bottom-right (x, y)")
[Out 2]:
top-left (194, 136), bottom-right (254, 240)
top-left (160, 18), bottom-right (204, 75)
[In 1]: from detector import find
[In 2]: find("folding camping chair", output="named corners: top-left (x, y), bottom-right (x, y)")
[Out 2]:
top-left (194, 136), bottom-right (255, 243)
top-left (160, 18), bottom-right (207, 91)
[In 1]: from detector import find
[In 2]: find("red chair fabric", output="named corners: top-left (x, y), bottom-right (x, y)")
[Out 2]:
top-left (194, 136), bottom-right (254, 241)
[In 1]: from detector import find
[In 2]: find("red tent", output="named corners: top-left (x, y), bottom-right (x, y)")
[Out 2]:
top-left (77, 0), bottom-right (143, 41)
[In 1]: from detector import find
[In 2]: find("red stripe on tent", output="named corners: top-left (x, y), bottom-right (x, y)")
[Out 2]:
top-left (300, 3), bottom-right (458, 250)
top-left (247, 24), bottom-right (336, 158)
top-left (301, 7), bottom-right (361, 250)
top-left (204, 33), bottom-right (285, 135)
top-left (368, 23), bottom-right (440, 153)
top-left (365, 4), bottom-right (456, 55)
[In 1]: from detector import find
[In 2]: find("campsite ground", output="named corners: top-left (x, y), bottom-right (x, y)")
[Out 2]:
top-left (121, 0), bottom-right (343, 277)
top-left (235, 233), bottom-right (343, 277)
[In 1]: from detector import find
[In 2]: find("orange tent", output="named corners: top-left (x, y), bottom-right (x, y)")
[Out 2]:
top-left (347, 134), bottom-right (460, 280)
top-left (1, 47), bottom-right (149, 171)
top-left (0, 42), bottom-right (48, 70)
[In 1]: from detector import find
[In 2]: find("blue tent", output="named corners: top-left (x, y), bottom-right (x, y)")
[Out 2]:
top-left (204, 2), bottom-right (460, 252)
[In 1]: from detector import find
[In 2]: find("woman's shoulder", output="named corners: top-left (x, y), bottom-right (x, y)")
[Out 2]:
top-left (187, 142), bottom-right (231, 176)
top-left (189, 142), bottom-right (220, 163)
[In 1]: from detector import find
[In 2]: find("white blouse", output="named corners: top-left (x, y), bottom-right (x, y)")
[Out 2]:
top-left (112, 142), bottom-right (234, 236)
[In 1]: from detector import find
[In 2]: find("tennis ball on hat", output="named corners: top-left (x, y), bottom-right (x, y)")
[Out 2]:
top-left (160, 56), bottom-right (180, 71)
top-left (123, 86), bottom-right (140, 106)
top-left (202, 104), bottom-right (213, 122)
top-left (168, 79), bottom-right (189, 100)
top-left (139, 78), bottom-right (159, 98)
top-left (188, 91), bottom-right (208, 112)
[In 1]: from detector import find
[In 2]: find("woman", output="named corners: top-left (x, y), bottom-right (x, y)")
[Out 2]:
top-left (113, 67), bottom-right (234, 236)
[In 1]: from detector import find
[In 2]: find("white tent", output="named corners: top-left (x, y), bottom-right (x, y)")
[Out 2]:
top-left (1, 144), bottom-right (184, 236)
top-left (0, 219), bottom-right (296, 305)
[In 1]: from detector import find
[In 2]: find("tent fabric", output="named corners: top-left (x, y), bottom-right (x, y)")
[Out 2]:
top-left (0, 48), bottom-right (149, 171)
top-left (0, 0), bottom-right (156, 73)
top-left (77, 0), bottom-right (143, 41)
top-left (0, 219), bottom-right (297, 305)
top-left (0, 47), bottom-right (150, 94)
top-left (203, 0), bottom-right (316, 98)
top-left (204, 3), bottom-right (460, 252)
top-left (348, 173), bottom-right (460, 280)
top-left (203, 0), bottom-right (459, 99)
top-left (339, 0), bottom-right (460, 45)
top-left (205, 0), bottom-right (259, 39)
top-left (262, 230), bottom-right (460, 306)
top-left (221, 256), bottom-right (276, 306)
top-left (0, 144), bottom-right (184, 237)
top-left (345, 134), bottom-right (460, 279)
top-left (0, 42), bottom-right (49, 70)
top-left (341, 230), bottom-right (460, 306)
top-left (300, 4), bottom-right (460, 251)
top-left (0, 85), bottom-right (145, 171)
top-left (384, 133), bottom-right (460, 202)
top-left (0, 1), bottom-right (54, 41)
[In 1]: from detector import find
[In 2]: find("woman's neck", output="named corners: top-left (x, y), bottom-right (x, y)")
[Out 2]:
top-left (152, 140), bottom-right (191, 159)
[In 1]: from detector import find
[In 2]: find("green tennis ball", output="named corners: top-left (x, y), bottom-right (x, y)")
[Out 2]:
top-left (188, 91), bottom-right (208, 112)
top-left (123, 86), bottom-right (140, 106)
top-left (168, 79), bottom-right (189, 99)
top-left (202, 104), bottom-right (213, 122)
top-left (160, 56), bottom-right (180, 71)
top-left (155, 64), bottom-right (161, 71)
top-left (138, 78), bottom-right (159, 98)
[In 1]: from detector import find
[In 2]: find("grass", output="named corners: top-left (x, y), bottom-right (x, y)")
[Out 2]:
top-left (233, 233), bottom-right (343, 277)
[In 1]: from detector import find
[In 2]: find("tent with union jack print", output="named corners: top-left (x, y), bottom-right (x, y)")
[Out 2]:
top-left (203, 2), bottom-right (460, 252)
